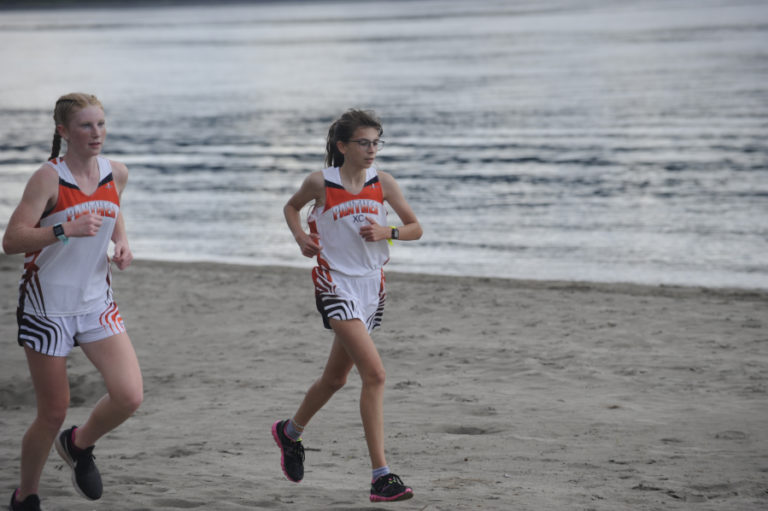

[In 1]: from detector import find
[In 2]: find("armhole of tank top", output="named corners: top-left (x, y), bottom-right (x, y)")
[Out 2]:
top-left (325, 166), bottom-right (341, 183)
top-left (98, 157), bottom-right (112, 180)
top-left (39, 160), bottom-right (61, 219)
top-left (307, 202), bottom-right (318, 222)
top-left (368, 168), bottom-right (383, 203)
top-left (319, 167), bottom-right (334, 210)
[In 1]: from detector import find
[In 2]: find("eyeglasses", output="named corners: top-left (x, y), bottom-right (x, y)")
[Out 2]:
top-left (348, 138), bottom-right (385, 150)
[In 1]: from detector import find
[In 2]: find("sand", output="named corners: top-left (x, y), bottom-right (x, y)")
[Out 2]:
top-left (1, 253), bottom-right (766, 510)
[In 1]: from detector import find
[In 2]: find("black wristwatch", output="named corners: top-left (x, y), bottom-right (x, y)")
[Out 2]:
top-left (391, 227), bottom-right (399, 240)
top-left (53, 223), bottom-right (69, 245)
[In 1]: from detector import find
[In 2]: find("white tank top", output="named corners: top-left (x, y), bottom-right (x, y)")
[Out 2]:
top-left (307, 166), bottom-right (390, 277)
top-left (18, 156), bottom-right (120, 316)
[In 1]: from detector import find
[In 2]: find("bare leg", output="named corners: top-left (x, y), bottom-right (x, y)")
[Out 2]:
top-left (18, 347), bottom-right (70, 500)
top-left (75, 332), bottom-right (143, 448)
top-left (328, 318), bottom-right (388, 469)
top-left (293, 335), bottom-right (355, 428)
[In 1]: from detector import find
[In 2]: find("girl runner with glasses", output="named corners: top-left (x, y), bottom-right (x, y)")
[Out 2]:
top-left (273, 108), bottom-right (422, 502)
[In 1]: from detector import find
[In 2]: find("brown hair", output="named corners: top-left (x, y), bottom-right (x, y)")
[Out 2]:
top-left (325, 109), bottom-right (383, 168)
top-left (50, 93), bottom-right (104, 160)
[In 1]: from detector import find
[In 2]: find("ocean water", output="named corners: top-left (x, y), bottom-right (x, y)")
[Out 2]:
top-left (1, 0), bottom-right (767, 289)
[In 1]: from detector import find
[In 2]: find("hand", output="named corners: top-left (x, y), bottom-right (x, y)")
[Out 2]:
top-left (298, 232), bottom-right (322, 258)
top-left (359, 217), bottom-right (386, 242)
top-left (69, 212), bottom-right (103, 237)
top-left (112, 240), bottom-right (133, 270)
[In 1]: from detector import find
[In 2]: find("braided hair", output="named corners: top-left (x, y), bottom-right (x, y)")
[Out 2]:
top-left (49, 93), bottom-right (103, 160)
top-left (324, 109), bottom-right (383, 168)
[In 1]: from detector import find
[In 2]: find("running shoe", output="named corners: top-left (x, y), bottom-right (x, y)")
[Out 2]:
top-left (370, 473), bottom-right (414, 502)
top-left (54, 426), bottom-right (103, 500)
top-left (271, 419), bottom-right (305, 483)
top-left (8, 490), bottom-right (41, 511)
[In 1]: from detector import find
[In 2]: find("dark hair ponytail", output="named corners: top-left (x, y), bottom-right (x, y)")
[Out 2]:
top-left (49, 131), bottom-right (62, 160)
top-left (324, 109), bottom-right (383, 168)
top-left (325, 121), bottom-right (341, 168)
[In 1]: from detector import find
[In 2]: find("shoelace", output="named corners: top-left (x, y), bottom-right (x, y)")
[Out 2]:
top-left (286, 439), bottom-right (305, 462)
top-left (74, 446), bottom-right (96, 466)
top-left (376, 473), bottom-right (405, 490)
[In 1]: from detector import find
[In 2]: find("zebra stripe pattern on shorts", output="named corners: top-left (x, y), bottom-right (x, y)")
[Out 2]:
top-left (17, 311), bottom-right (65, 356)
top-left (313, 276), bottom-right (387, 333)
top-left (365, 289), bottom-right (386, 332)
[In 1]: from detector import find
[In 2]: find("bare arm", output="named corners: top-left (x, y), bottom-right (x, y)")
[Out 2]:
top-left (283, 171), bottom-right (324, 258)
top-left (110, 160), bottom-right (133, 270)
top-left (2, 165), bottom-right (59, 254)
top-left (359, 171), bottom-right (423, 242)
top-left (1, 164), bottom-right (103, 253)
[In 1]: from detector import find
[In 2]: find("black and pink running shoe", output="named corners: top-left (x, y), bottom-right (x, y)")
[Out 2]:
top-left (370, 473), bottom-right (414, 502)
top-left (271, 419), bottom-right (305, 483)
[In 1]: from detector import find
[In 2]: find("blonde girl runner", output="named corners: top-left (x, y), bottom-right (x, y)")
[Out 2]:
top-left (3, 93), bottom-right (143, 511)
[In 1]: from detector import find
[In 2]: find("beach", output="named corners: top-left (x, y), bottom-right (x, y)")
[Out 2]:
top-left (0, 254), bottom-right (766, 510)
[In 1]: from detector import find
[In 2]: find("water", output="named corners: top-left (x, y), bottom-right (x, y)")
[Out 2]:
top-left (1, 0), bottom-right (767, 289)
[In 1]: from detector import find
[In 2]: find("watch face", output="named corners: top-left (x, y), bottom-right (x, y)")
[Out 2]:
top-left (392, 228), bottom-right (399, 240)
top-left (53, 224), bottom-right (64, 237)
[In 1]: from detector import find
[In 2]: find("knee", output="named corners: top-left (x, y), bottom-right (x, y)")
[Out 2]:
top-left (36, 401), bottom-right (68, 432)
top-left (362, 366), bottom-right (386, 388)
top-left (124, 387), bottom-right (143, 414)
top-left (126, 389), bottom-right (143, 414)
top-left (112, 385), bottom-right (143, 415)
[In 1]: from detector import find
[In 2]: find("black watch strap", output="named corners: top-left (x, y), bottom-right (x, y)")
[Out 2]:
top-left (53, 223), bottom-right (69, 244)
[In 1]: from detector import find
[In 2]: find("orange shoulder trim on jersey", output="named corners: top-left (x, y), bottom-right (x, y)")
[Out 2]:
top-left (323, 176), bottom-right (383, 210)
top-left (48, 174), bottom-right (120, 217)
